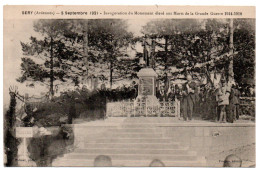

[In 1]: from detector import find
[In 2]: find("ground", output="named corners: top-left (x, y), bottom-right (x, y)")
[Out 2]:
top-left (206, 143), bottom-right (255, 167)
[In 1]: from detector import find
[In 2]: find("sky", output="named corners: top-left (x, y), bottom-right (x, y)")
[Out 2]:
top-left (4, 19), bottom-right (37, 107)
top-left (3, 19), bottom-right (149, 106)
top-left (127, 19), bottom-right (150, 36)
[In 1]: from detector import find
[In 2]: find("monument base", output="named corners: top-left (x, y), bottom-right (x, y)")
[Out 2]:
top-left (135, 95), bottom-right (160, 107)
top-left (134, 95), bottom-right (160, 117)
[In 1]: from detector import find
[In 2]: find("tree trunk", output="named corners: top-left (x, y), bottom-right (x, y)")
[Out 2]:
top-left (5, 92), bottom-right (18, 166)
top-left (110, 60), bottom-right (113, 89)
top-left (164, 36), bottom-right (169, 94)
top-left (151, 38), bottom-right (156, 69)
top-left (228, 18), bottom-right (234, 81)
top-left (50, 37), bottom-right (54, 98)
top-left (82, 20), bottom-right (89, 77)
top-left (143, 37), bottom-right (149, 67)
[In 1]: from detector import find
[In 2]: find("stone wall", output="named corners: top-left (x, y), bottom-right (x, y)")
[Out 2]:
top-left (159, 124), bottom-right (255, 161)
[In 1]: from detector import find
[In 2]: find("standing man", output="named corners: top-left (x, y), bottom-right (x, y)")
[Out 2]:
top-left (194, 84), bottom-right (201, 117)
top-left (199, 85), bottom-right (206, 119)
top-left (181, 74), bottom-right (196, 121)
top-left (157, 85), bottom-right (166, 101)
top-left (167, 84), bottom-right (175, 102)
top-left (208, 87), bottom-right (218, 121)
top-left (175, 84), bottom-right (182, 119)
top-left (234, 85), bottom-right (241, 120)
top-left (132, 81), bottom-right (138, 99)
top-left (216, 78), bottom-right (230, 123)
top-left (229, 84), bottom-right (240, 121)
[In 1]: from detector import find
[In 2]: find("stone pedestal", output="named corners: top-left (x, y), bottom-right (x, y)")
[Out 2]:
top-left (137, 68), bottom-right (157, 97)
top-left (135, 68), bottom-right (160, 116)
top-left (17, 138), bottom-right (36, 166)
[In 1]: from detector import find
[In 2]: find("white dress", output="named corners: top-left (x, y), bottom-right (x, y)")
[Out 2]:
top-left (217, 85), bottom-right (230, 106)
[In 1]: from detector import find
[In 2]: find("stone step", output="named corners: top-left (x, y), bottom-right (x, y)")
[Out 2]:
top-left (64, 153), bottom-right (198, 161)
top-left (121, 124), bottom-right (158, 128)
top-left (109, 128), bottom-right (158, 133)
top-left (73, 148), bottom-right (193, 155)
top-left (87, 138), bottom-right (173, 143)
top-left (83, 143), bottom-right (182, 149)
top-left (52, 157), bottom-right (206, 167)
top-left (122, 117), bottom-right (178, 123)
top-left (106, 133), bottom-right (164, 138)
top-left (59, 117), bottom-right (207, 167)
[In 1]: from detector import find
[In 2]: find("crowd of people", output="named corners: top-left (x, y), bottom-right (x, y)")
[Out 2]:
top-left (156, 74), bottom-right (241, 123)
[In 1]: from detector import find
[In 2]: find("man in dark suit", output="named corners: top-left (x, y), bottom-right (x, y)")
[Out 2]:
top-left (166, 84), bottom-right (175, 102)
top-left (157, 85), bottom-right (166, 101)
top-left (181, 74), bottom-right (196, 121)
top-left (229, 84), bottom-right (241, 121)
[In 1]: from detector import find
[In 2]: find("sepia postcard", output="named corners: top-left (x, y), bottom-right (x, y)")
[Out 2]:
top-left (3, 5), bottom-right (255, 167)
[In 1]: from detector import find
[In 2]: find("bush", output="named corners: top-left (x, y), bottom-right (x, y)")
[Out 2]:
top-left (24, 86), bottom-right (137, 127)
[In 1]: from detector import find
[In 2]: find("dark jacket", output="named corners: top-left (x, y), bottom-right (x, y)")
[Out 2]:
top-left (182, 81), bottom-right (196, 104)
top-left (230, 88), bottom-right (240, 105)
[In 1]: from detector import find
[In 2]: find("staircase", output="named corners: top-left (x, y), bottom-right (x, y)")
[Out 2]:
top-left (52, 118), bottom-right (206, 167)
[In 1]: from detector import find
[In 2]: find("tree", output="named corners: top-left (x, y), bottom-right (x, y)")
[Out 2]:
top-left (85, 19), bottom-right (134, 88)
top-left (233, 19), bottom-right (255, 91)
top-left (18, 20), bottom-right (85, 97)
top-left (142, 19), bottom-right (185, 90)
top-left (142, 19), bottom-right (230, 91)
top-left (142, 18), bottom-right (255, 94)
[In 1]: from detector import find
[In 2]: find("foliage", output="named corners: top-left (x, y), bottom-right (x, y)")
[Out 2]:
top-left (63, 19), bottom-right (136, 84)
top-left (233, 19), bottom-right (255, 90)
top-left (142, 19), bottom-right (255, 94)
top-left (87, 19), bottom-right (135, 87)
top-left (142, 19), bottom-right (229, 73)
top-left (18, 20), bottom-right (91, 96)
top-left (240, 104), bottom-right (255, 117)
top-left (18, 19), bottom-right (137, 94)
top-left (24, 85), bottom-right (137, 127)
top-left (18, 19), bottom-right (255, 98)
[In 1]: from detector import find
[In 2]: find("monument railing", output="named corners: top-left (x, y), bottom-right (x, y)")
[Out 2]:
top-left (106, 99), bottom-right (178, 117)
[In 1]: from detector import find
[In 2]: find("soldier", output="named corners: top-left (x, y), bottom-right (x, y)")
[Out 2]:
top-left (181, 75), bottom-right (196, 121)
